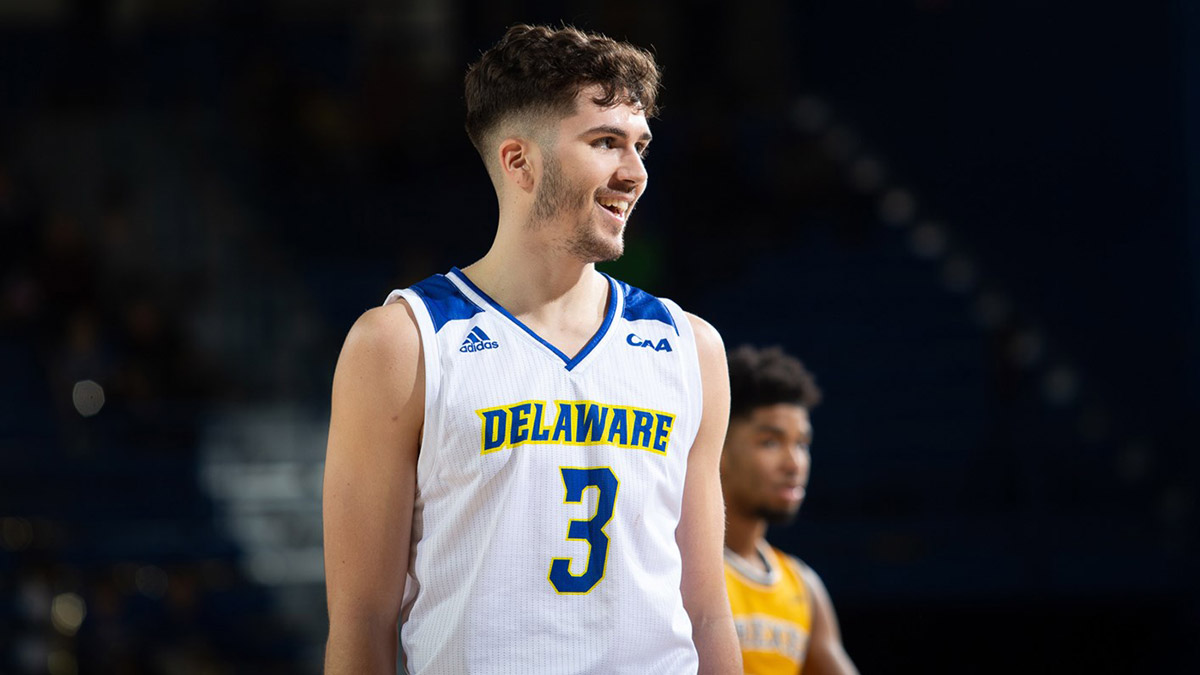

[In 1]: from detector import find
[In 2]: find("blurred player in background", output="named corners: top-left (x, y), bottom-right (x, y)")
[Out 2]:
top-left (323, 24), bottom-right (740, 674)
top-left (722, 346), bottom-right (859, 675)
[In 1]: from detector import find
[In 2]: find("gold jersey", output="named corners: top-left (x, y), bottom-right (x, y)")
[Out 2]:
top-left (724, 544), bottom-right (812, 675)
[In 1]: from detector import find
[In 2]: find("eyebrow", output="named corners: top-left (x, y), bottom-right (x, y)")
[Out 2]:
top-left (581, 125), bottom-right (653, 143)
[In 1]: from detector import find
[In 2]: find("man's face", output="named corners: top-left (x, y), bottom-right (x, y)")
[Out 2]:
top-left (528, 86), bottom-right (651, 262)
top-left (721, 404), bottom-right (813, 525)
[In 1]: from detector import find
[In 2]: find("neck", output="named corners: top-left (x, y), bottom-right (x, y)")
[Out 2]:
top-left (724, 508), bottom-right (768, 560)
top-left (461, 214), bottom-right (605, 320)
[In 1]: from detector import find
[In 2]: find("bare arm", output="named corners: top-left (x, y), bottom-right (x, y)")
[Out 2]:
top-left (678, 313), bottom-right (742, 675)
top-left (323, 302), bottom-right (424, 674)
top-left (800, 565), bottom-right (859, 675)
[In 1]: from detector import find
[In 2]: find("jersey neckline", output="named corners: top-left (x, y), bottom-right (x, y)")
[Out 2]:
top-left (724, 542), bottom-right (783, 586)
top-left (447, 267), bottom-right (621, 372)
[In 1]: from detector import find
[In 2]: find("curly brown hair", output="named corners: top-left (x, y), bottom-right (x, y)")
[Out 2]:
top-left (464, 24), bottom-right (661, 157)
top-left (727, 345), bottom-right (823, 419)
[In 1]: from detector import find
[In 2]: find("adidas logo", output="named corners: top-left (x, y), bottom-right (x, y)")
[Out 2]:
top-left (460, 326), bottom-right (500, 353)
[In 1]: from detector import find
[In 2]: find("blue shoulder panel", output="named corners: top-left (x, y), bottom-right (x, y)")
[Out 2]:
top-left (616, 279), bottom-right (679, 335)
top-left (410, 274), bottom-right (483, 333)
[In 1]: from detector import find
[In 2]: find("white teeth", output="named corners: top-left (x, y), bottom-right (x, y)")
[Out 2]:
top-left (597, 198), bottom-right (630, 214)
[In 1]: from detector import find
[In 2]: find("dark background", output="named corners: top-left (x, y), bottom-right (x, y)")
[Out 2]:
top-left (2, 1), bottom-right (1197, 673)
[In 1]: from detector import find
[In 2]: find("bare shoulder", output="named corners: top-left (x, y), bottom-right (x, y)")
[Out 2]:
top-left (798, 560), bottom-right (845, 641)
top-left (330, 299), bottom-right (425, 430)
top-left (797, 559), bottom-right (859, 673)
top-left (683, 312), bottom-right (726, 363)
top-left (797, 560), bottom-right (832, 599)
top-left (682, 311), bottom-right (729, 411)
top-left (340, 299), bottom-right (421, 364)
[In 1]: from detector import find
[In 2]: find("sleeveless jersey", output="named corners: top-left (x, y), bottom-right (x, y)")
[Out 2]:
top-left (384, 267), bottom-right (703, 674)
top-left (724, 544), bottom-right (813, 675)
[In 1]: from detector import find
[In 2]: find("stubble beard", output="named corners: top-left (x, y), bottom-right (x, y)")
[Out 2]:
top-left (529, 152), bottom-right (625, 263)
top-left (754, 503), bottom-right (801, 526)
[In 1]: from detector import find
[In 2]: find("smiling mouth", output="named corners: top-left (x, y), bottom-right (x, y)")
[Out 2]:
top-left (596, 196), bottom-right (631, 220)
top-left (779, 486), bottom-right (805, 501)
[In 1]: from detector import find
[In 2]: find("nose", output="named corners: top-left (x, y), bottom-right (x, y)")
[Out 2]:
top-left (784, 444), bottom-right (810, 479)
top-left (616, 149), bottom-right (648, 188)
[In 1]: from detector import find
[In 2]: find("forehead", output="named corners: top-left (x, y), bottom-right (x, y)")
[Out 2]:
top-left (556, 85), bottom-right (651, 137)
top-left (737, 404), bottom-right (812, 436)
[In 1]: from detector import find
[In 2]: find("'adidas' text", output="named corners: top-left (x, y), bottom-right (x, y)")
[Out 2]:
top-left (461, 341), bottom-right (499, 353)
top-left (461, 326), bottom-right (500, 353)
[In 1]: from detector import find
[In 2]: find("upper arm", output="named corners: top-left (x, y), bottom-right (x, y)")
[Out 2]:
top-left (676, 312), bottom-right (730, 598)
top-left (323, 301), bottom-right (424, 667)
top-left (677, 313), bottom-right (741, 673)
top-left (801, 565), bottom-right (860, 675)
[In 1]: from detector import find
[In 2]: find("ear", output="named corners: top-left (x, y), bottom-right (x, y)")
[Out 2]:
top-left (497, 137), bottom-right (536, 194)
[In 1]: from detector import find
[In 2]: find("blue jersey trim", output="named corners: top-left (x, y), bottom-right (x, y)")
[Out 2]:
top-left (409, 274), bottom-right (483, 333)
top-left (449, 267), bottom-right (617, 371)
top-left (616, 280), bottom-right (679, 335)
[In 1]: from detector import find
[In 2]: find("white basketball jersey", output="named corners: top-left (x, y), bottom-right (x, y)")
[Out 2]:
top-left (384, 267), bottom-right (704, 675)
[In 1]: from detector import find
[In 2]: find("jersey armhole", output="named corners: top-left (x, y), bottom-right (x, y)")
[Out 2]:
top-left (385, 288), bottom-right (436, 629)
top-left (384, 289), bottom-right (441, 441)
top-left (659, 297), bottom-right (704, 454)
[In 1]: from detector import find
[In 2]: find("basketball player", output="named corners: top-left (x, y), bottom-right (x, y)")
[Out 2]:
top-left (322, 25), bottom-right (741, 674)
top-left (721, 346), bottom-right (858, 674)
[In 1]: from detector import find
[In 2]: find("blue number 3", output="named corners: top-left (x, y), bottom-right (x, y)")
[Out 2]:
top-left (549, 467), bottom-right (619, 594)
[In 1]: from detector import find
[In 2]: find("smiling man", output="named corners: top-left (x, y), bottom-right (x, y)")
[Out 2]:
top-left (721, 346), bottom-right (858, 675)
top-left (322, 24), bottom-right (741, 674)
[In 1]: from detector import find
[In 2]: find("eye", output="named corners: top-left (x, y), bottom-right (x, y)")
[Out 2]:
top-left (593, 136), bottom-right (616, 149)
top-left (758, 437), bottom-right (781, 449)
top-left (636, 144), bottom-right (650, 159)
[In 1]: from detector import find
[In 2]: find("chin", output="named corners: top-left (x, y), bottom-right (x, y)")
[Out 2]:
top-left (758, 505), bottom-right (801, 525)
top-left (568, 228), bottom-right (624, 263)
top-left (596, 240), bottom-right (624, 262)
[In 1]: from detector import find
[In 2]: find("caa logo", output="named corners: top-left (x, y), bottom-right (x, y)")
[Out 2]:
top-left (626, 333), bottom-right (673, 352)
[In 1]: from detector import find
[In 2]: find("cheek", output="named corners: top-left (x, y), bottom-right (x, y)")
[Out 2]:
top-left (571, 178), bottom-right (596, 208)
top-left (739, 457), bottom-right (764, 479)
top-left (720, 452), bottom-right (745, 480)
top-left (797, 452), bottom-right (812, 475)
top-left (722, 452), bottom-right (755, 485)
